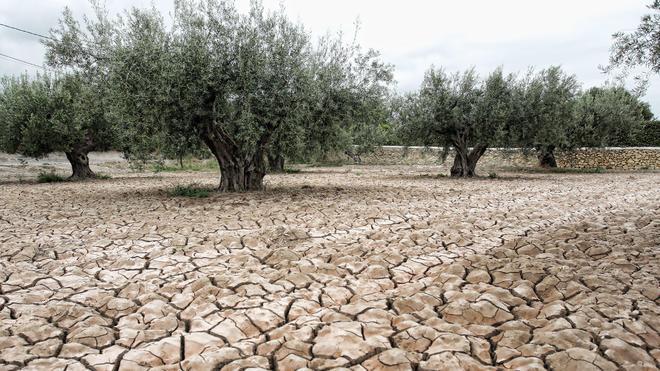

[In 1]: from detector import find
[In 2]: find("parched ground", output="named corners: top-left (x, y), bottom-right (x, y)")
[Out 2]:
top-left (0, 163), bottom-right (659, 371)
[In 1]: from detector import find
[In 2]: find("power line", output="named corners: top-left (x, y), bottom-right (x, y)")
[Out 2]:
top-left (2, 22), bottom-right (103, 64)
top-left (0, 23), bottom-right (56, 72)
top-left (0, 52), bottom-right (48, 70)
top-left (0, 22), bottom-right (55, 41)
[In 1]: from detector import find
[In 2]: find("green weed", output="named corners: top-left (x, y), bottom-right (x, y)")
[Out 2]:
top-left (169, 184), bottom-right (213, 198)
top-left (37, 172), bottom-right (67, 183)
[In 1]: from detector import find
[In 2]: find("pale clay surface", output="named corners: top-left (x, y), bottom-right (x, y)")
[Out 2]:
top-left (0, 163), bottom-right (659, 371)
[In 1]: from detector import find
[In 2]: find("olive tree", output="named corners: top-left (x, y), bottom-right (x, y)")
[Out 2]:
top-left (573, 85), bottom-right (653, 147)
top-left (0, 73), bottom-right (113, 178)
top-left (512, 66), bottom-right (580, 167)
top-left (108, 0), bottom-right (314, 191)
top-left (513, 68), bottom-right (651, 166)
top-left (47, 0), bottom-right (391, 190)
top-left (399, 67), bottom-right (515, 177)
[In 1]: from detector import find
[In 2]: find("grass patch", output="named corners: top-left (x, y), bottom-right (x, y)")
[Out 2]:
top-left (37, 172), bottom-right (67, 183)
top-left (488, 172), bottom-right (498, 179)
top-left (283, 168), bottom-right (301, 174)
top-left (96, 173), bottom-right (112, 180)
top-left (168, 184), bottom-right (213, 198)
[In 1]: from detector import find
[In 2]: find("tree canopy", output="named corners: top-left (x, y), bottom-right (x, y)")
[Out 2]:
top-left (0, 72), bottom-right (113, 178)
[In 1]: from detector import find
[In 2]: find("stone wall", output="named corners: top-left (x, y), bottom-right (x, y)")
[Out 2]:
top-left (357, 146), bottom-right (660, 170)
top-left (556, 148), bottom-right (660, 170)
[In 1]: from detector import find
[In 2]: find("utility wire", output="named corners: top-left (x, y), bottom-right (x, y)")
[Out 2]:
top-left (0, 52), bottom-right (48, 70)
top-left (2, 22), bottom-right (103, 64)
top-left (0, 22), bottom-right (55, 41)
top-left (0, 23), bottom-right (60, 73)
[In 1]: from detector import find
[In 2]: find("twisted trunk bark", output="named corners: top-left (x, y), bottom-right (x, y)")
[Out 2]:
top-left (450, 142), bottom-right (488, 177)
top-left (201, 121), bottom-right (267, 192)
top-left (450, 147), bottom-right (470, 177)
top-left (537, 145), bottom-right (557, 168)
top-left (65, 150), bottom-right (96, 179)
top-left (216, 158), bottom-right (266, 191)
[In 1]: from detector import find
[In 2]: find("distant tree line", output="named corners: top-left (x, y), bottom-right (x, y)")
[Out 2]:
top-left (394, 66), bottom-right (655, 175)
top-left (0, 0), bottom-right (658, 186)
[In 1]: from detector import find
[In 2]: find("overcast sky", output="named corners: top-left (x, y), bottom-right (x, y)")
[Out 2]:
top-left (1, 0), bottom-right (658, 114)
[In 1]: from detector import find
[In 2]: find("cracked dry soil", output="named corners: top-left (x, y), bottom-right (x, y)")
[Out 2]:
top-left (0, 167), bottom-right (658, 371)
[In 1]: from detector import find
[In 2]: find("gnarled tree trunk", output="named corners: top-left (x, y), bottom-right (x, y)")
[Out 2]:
top-left (201, 122), bottom-right (268, 192)
top-left (216, 157), bottom-right (266, 192)
top-left (450, 142), bottom-right (488, 177)
top-left (267, 153), bottom-right (285, 172)
top-left (65, 150), bottom-right (96, 179)
top-left (537, 145), bottom-right (557, 168)
top-left (450, 147), bottom-right (470, 177)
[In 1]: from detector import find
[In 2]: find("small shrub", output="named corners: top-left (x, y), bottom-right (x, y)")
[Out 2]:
top-left (488, 172), bottom-right (498, 179)
top-left (37, 172), bottom-right (67, 183)
top-left (169, 184), bottom-right (213, 198)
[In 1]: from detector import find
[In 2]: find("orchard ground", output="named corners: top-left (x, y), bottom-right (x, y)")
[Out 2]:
top-left (0, 153), bottom-right (658, 370)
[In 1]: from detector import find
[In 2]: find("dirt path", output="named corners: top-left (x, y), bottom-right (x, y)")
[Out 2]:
top-left (0, 167), bottom-right (658, 370)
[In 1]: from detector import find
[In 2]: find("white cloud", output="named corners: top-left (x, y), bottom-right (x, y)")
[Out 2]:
top-left (1, 0), bottom-right (657, 114)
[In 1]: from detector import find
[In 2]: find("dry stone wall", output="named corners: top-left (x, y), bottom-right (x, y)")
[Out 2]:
top-left (556, 147), bottom-right (660, 170)
top-left (357, 146), bottom-right (660, 170)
